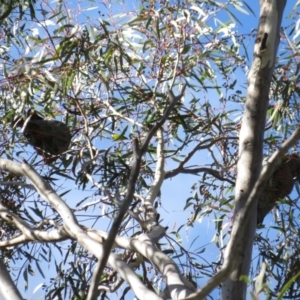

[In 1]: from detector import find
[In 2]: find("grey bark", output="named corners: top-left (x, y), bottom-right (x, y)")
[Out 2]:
top-left (222, 1), bottom-right (287, 299)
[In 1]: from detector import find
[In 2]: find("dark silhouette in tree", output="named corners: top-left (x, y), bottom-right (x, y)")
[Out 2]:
top-left (257, 153), bottom-right (300, 224)
top-left (15, 110), bottom-right (71, 164)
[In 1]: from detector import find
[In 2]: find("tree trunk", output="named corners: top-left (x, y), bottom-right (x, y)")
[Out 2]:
top-left (222, 1), bottom-right (287, 299)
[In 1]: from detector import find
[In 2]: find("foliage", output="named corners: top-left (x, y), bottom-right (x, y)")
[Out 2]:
top-left (0, 0), bottom-right (300, 299)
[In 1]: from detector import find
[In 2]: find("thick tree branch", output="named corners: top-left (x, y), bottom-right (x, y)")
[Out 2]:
top-left (0, 229), bottom-right (68, 247)
top-left (222, 1), bottom-right (287, 299)
top-left (0, 258), bottom-right (22, 300)
top-left (134, 234), bottom-right (194, 299)
top-left (0, 159), bottom-right (158, 300)
top-left (144, 128), bottom-right (165, 207)
top-left (86, 229), bottom-right (194, 299)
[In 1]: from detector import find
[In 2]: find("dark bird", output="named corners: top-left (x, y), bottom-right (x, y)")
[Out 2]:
top-left (15, 110), bottom-right (71, 164)
top-left (257, 153), bottom-right (300, 225)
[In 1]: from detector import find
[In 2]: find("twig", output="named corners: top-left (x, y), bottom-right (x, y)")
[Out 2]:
top-left (165, 167), bottom-right (235, 184)
top-left (104, 101), bottom-right (145, 128)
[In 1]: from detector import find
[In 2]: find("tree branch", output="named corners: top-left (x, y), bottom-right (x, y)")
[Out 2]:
top-left (87, 87), bottom-right (187, 299)
top-left (0, 258), bottom-right (23, 300)
top-left (222, 1), bottom-right (287, 298)
top-left (0, 204), bottom-right (69, 247)
top-left (0, 159), bottom-right (157, 300)
top-left (86, 228), bottom-right (194, 299)
top-left (86, 138), bottom-right (143, 300)
top-left (105, 100), bottom-right (145, 128)
top-left (165, 136), bottom-right (237, 183)
top-left (141, 85), bottom-right (186, 153)
top-left (165, 166), bottom-right (234, 184)
top-left (141, 128), bottom-right (166, 232)
top-left (184, 119), bottom-right (300, 300)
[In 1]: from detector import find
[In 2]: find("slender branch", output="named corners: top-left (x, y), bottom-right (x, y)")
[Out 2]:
top-left (165, 137), bottom-right (235, 183)
top-left (86, 138), bottom-right (142, 300)
top-left (75, 99), bottom-right (96, 159)
top-left (104, 101), bottom-right (145, 128)
top-left (87, 87), bottom-right (187, 299)
top-left (185, 267), bottom-right (230, 300)
top-left (141, 85), bottom-right (186, 153)
top-left (73, 198), bottom-right (102, 211)
top-left (165, 167), bottom-right (235, 184)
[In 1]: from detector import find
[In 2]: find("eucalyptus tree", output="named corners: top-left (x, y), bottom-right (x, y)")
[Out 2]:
top-left (0, 1), bottom-right (300, 299)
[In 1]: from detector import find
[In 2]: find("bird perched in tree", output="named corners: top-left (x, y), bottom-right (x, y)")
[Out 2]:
top-left (15, 110), bottom-right (71, 164)
top-left (257, 153), bottom-right (300, 225)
